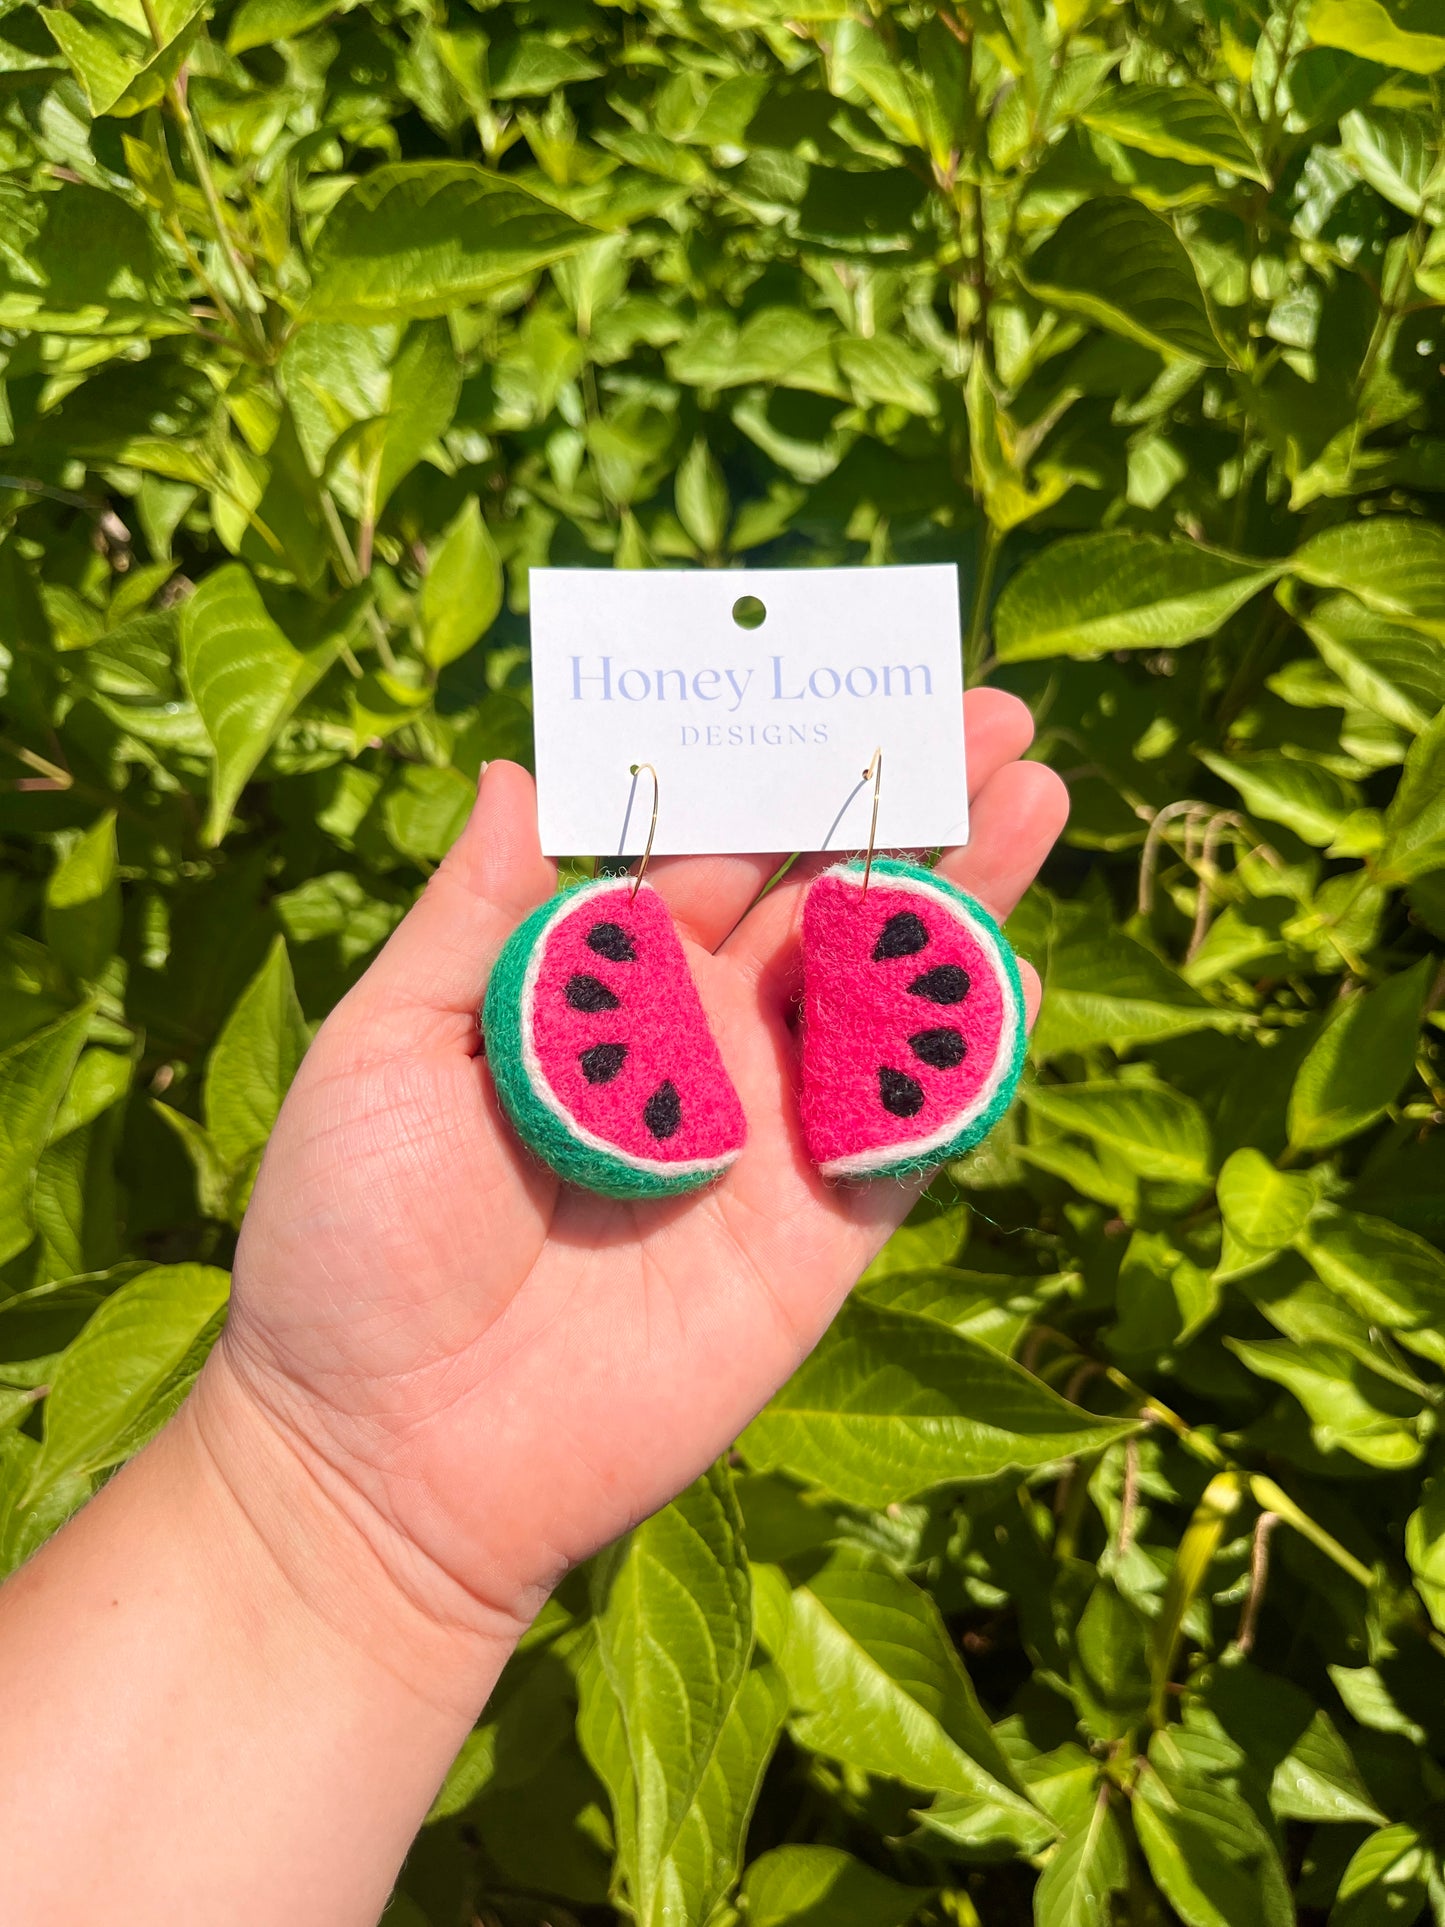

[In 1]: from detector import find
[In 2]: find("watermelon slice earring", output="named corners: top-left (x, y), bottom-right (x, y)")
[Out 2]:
top-left (798, 750), bottom-right (1026, 1181)
top-left (483, 763), bottom-right (746, 1199)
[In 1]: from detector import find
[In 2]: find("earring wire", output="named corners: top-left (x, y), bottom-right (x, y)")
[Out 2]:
top-left (628, 762), bottom-right (659, 900)
top-left (861, 747), bottom-right (882, 899)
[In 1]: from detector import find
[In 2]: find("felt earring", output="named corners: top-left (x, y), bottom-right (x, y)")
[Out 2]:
top-left (798, 750), bottom-right (1026, 1181)
top-left (484, 763), bottom-right (746, 1199)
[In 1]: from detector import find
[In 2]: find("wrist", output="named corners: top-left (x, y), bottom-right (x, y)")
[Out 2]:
top-left (178, 1340), bottom-right (523, 1727)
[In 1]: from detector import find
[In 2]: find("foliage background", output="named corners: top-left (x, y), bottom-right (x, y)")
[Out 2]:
top-left (2, 0), bottom-right (1445, 1918)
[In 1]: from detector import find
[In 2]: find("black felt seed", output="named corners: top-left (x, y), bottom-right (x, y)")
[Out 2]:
top-left (910, 1026), bottom-right (967, 1070)
top-left (909, 964), bottom-right (970, 1004)
top-left (873, 911), bottom-right (929, 960)
top-left (580, 1043), bottom-right (628, 1084)
top-left (565, 973), bottom-right (621, 1012)
top-left (587, 921), bottom-right (636, 963)
top-left (643, 1079), bottom-right (682, 1140)
top-left (879, 1066), bottom-right (926, 1117)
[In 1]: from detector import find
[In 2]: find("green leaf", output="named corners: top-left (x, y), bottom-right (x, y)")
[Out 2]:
top-left (862, 1197), bottom-right (968, 1278)
top-left (1082, 84), bottom-right (1264, 181)
top-left (26, 1263), bottom-right (229, 1498)
top-left (489, 35), bottom-right (605, 97)
top-left (1300, 593), bottom-right (1445, 734)
top-left (50, 1047), bottom-right (132, 1142)
top-left (1405, 1475), bottom-right (1445, 1635)
top-left (380, 764), bottom-right (475, 862)
top-left (32, 1117), bottom-right (107, 1282)
top-left (1134, 1729), bottom-right (1293, 1927)
top-left (152, 1100), bottom-right (233, 1223)
top-left (828, 18), bottom-right (924, 148)
top-left (861, 1266), bottom-right (1051, 1354)
top-left (1190, 1659), bottom-right (1384, 1826)
top-left (1340, 107), bottom-right (1437, 215)
top-left (675, 436), bottom-right (730, 556)
top-left (374, 319), bottom-right (461, 516)
top-left (0, 181), bottom-right (183, 335)
top-left (668, 308), bottom-right (846, 397)
top-left (1198, 750), bottom-right (1356, 847)
top-left (1246, 1264), bottom-right (1425, 1396)
top-left (203, 937), bottom-right (309, 1209)
top-left (1292, 519), bottom-right (1445, 643)
top-left (40, 0), bottom-right (203, 117)
top-left (739, 1297), bottom-right (1131, 1508)
top-left (44, 813), bottom-right (120, 983)
top-left (1228, 1336), bottom-right (1423, 1467)
top-left (0, 1009), bottom-right (91, 1269)
top-left (587, 1467), bottom-right (775, 1927)
top-left (1286, 957), bottom-right (1430, 1150)
top-left (741, 1845), bottom-right (930, 1927)
top-left (227, 0), bottom-right (353, 54)
top-left (427, 1643), bottom-right (578, 1819)
top-left (1379, 708), bottom-right (1445, 884)
top-left (1028, 905), bottom-right (1245, 1056)
top-left (1071, 1576), bottom-right (1151, 1739)
top-left (1328, 1824), bottom-right (1430, 1925)
top-left (1309, 0), bottom-right (1445, 72)
top-left (1296, 1208), bottom-right (1445, 1366)
top-left (994, 533), bottom-right (1280, 661)
top-left (1216, 1151), bottom-right (1316, 1253)
top-left (1023, 1078), bottom-right (1213, 1187)
top-left (307, 163), bottom-right (594, 323)
top-left (422, 499), bottom-right (503, 669)
top-left (768, 1548), bottom-right (1050, 1844)
top-left (0, 1429), bottom-right (91, 1580)
top-left (181, 565), bottom-right (345, 846)
top-left (1110, 1228), bottom-right (1219, 1355)
top-left (1217, 1150), bottom-right (1317, 1277)
top-left (582, 1646), bottom-right (786, 1923)
top-left (838, 335), bottom-right (939, 416)
top-left (967, 355), bottom-right (1070, 531)
top-left (1022, 199), bottom-right (1223, 363)
top-left (1033, 1789), bottom-right (1128, 1927)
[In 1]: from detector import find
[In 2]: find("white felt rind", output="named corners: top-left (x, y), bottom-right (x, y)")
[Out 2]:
top-left (812, 863), bottom-right (1023, 1180)
top-left (518, 878), bottom-right (740, 1183)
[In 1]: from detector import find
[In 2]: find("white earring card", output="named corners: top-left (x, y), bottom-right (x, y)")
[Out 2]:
top-left (528, 564), bottom-right (969, 858)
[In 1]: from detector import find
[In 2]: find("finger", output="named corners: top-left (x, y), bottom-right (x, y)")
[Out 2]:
top-left (646, 686), bottom-right (1038, 953)
top-left (955, 684), bottom-right (1036, 776)
top-left (345, 762), bottom-right (557, 1037)
top-left (934, 759), bottom-right (1070, 922)
top-left (641, 850), bottom-right (790, 953)
top-left (723, 754), bottom-right (1067, 986)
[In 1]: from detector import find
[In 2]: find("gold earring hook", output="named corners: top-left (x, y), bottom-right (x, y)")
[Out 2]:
top-left (861, 747), bottom-right (882, 899)
top-left (628, 762), bottom-right (659, 901)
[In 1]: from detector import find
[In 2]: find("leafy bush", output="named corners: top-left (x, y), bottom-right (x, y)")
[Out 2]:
top-left (3, 0), bottom-right (1445, 1919)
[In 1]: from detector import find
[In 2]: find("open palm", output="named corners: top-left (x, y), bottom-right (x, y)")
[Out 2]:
top-left (217, 689), bottom-right (1068, 1634)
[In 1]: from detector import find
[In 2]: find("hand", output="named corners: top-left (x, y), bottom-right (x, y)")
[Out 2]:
top-left (198, 689), bottom-right (1068, 1662)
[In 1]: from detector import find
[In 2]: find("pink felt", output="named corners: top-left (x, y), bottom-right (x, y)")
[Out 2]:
top-left (530, 882), bottom-right (746, 1165)
top-left (799, 869), bottom-right (1009, 1170)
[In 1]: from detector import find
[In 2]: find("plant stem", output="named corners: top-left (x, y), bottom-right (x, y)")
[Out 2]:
top-left (0, 737), bottom-right (73, 788)
top-left (964, 519), bottom-right (1001, 686)
top-left (1248, 1475), bottom-right (1373, 1589)
top-left (171, 92), bottom-right (267, 357)
top-left (315, 492), bottom-right (398, 671)
top-left (137, 2), bottom-right (266, 358)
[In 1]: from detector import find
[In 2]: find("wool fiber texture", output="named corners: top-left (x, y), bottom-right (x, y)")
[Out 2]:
top-left (799, 856), bottom-right (1026, 1181)
top-left (484, 878), bottom-right (745, 1199)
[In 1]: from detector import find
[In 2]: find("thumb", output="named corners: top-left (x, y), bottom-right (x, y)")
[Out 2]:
top-left (344, 761), bottom-right (557, 1043)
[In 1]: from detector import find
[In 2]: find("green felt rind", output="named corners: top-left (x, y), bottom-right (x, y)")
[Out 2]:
top-left (832, 856), bottom-right (1028, 1182)
top-left (483, 883), bottom-right (732, 1201)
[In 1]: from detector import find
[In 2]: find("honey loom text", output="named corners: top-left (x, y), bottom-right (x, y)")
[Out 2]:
top-left (567, 656), bottom-right (935, 713)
